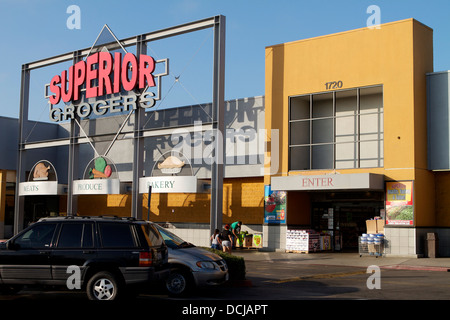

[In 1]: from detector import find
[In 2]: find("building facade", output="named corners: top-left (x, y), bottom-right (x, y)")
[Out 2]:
top-left (264, 18), bottom-right (447, 256)
top-left (3, 17), bottom-right (450, 257)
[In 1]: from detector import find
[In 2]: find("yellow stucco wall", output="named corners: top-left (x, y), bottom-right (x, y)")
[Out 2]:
top-left (265, 19), bottom-right (436, 227)
top-left (76, 177), bottom-right (264, 225)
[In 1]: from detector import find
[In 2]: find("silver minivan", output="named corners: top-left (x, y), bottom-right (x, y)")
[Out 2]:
top-left (155, 225), bottom-right (229, 296)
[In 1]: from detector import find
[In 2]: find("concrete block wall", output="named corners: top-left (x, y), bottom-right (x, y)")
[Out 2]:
top-left (385, 227), bottom-right (450, 257)
top-left (262, 224), bottom-right (287, 251)
top-left (384, 227), bottom-right (418, 257)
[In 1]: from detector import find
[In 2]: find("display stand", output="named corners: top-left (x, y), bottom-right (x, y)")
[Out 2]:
top-left (235, 232), bottom-right (262, 250)
top-left (286, 229), bottom-right (333, 253)
top-left (286, 230), bottom-right (309, 253)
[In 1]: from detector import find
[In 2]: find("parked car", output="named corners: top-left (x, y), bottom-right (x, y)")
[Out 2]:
top-left (155, 225), bottom-right (229, 296)
top-left (0, 216), bottom-right (170, 300)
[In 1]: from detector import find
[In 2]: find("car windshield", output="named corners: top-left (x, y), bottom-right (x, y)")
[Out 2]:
top-left (155, 225), bottom-right (195, 249)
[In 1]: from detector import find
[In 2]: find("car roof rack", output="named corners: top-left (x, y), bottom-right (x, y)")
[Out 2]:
top-left (98, 215), bottom-right (137, 221)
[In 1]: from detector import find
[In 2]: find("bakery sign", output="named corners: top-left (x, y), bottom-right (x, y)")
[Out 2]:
top-left (139, 153), bottom-right (200, 194)
top-left (46, 51), bottom-right (166, 122)
top-left (19, 160), bottom-right (65, 196)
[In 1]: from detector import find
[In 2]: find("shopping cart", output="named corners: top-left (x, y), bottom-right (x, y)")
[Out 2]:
top-left (359, 235), bottom-right (384, 257)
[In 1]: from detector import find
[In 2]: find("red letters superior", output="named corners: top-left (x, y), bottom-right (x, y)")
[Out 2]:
top-left (49, 52), bottom-right (156, 104)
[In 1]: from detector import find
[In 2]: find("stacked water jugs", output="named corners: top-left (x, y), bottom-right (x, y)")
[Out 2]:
top-left (361, 233), bottom-right (384, 255)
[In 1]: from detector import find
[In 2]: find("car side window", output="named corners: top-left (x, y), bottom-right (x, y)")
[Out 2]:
top-left (56, 223), bottom-right (94, 248)
top-left (14, 223), bottom-right (57, 249)
top-left (99, 222), bottom-right (136, 248)
top-left (57, 223), bottom-right (83, 248)
top-left (138, 224), bottom-right (164, 247)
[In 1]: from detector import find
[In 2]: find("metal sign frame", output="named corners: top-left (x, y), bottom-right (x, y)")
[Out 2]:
top-left (15, 16), bottom-right (225, 235)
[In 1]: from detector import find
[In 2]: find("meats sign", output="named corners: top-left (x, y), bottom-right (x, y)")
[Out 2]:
top-left (47, 52), bottom-right (162, 122)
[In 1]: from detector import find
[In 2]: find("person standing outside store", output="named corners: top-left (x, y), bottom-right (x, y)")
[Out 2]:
top-left (231, 221), bottom-right (242, 249)
top-left (220, 225), bottom-right (232, 253)
top-left (210, 229), bottom-right (222, 250)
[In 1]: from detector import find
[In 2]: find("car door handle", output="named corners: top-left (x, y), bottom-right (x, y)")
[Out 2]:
top-left (83, 250), bottom-right (95, 254)
top-left (39, 251), bottom-right (50, 255)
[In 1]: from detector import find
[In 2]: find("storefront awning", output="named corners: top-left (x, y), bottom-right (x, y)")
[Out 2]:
top-left (271, 173), bottom-right (384, 191)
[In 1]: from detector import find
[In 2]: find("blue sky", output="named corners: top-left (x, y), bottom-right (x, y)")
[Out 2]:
top-left (1, 0), bottom-right (450, 121)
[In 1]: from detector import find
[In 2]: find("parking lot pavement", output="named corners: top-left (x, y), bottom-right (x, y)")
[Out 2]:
top-left (231, 249), bottom-right (450, 271)
top-left (1, 250), bottom-right (450, 303)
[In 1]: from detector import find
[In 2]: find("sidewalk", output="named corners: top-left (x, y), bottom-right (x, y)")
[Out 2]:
top-left (232, 249), bottom-right (450, 272)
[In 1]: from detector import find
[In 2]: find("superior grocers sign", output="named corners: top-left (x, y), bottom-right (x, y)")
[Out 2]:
top-left (48, 52), bottom-right (158, 122)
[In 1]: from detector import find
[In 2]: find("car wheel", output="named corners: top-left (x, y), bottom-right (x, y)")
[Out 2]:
top-left (86, 272), bottom-right (121, 301)
top-left (165, 269), bottom-right (192, 296)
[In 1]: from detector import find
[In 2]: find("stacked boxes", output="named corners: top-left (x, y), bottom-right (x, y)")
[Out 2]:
top-left (243, 235), bottom-right (253, 248)
top-left (361, 219), bottom-right (385, 256)
top-left (366, 219), bottom-right (385, 234)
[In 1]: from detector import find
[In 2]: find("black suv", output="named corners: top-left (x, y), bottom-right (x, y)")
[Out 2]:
top-left (0, 216), bottom-right (169, 300)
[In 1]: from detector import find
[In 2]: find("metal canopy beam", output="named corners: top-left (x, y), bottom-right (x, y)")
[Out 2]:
top-left (26, 16), bottom-right (220, 71)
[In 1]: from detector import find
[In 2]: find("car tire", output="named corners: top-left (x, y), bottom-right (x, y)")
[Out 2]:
top-left (86, 271), bottom-right (121, 301)
top-left (165, 269), bottom-right (193, 297)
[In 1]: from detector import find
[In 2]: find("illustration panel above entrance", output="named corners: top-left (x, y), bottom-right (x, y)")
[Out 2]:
top-left (19, 160), bottom-right (65, 196)
top-left (73, 156), bottom-right (120, 195)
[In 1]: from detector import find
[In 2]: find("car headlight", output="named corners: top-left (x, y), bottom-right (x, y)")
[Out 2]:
top-left (196, 261), bottom-right (217, 269)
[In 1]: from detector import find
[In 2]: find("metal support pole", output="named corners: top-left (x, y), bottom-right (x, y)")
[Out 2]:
top-left (131, 35), bottom-right (147, 220)
top-left (67, 51), bottom-right (83, 216)
top-left (210, 15), bottom-right (226, 236)
top-left (14, 64), bottom-right (30, 234)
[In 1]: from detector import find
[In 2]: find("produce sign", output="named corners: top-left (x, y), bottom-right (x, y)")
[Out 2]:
top-left (72, 156), bottom-right (120, 195)
top-left (385, 181), bottom-right (414, 225)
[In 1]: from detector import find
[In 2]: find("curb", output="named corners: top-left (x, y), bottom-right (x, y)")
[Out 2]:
top-left (381, 265), bottom-right (450, 272)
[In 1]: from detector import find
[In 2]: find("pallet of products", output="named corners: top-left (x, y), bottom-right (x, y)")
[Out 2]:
top-left (286, 229), bottom-right (321, 253)
top-left (235, 232), bottom-right (263, 249)
top-left (286, 230), bottom-right (309, 253)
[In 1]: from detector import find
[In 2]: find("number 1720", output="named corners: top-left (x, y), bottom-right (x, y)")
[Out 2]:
top-left (325, 81), bottom-right (343, 90)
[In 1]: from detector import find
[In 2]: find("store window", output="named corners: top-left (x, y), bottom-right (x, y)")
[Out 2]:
top-left (289, 85), bottom-right (383, 171)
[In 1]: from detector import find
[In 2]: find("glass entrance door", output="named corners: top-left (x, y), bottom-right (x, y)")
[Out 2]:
top-left (312, 201), bottom-right (384, 251)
